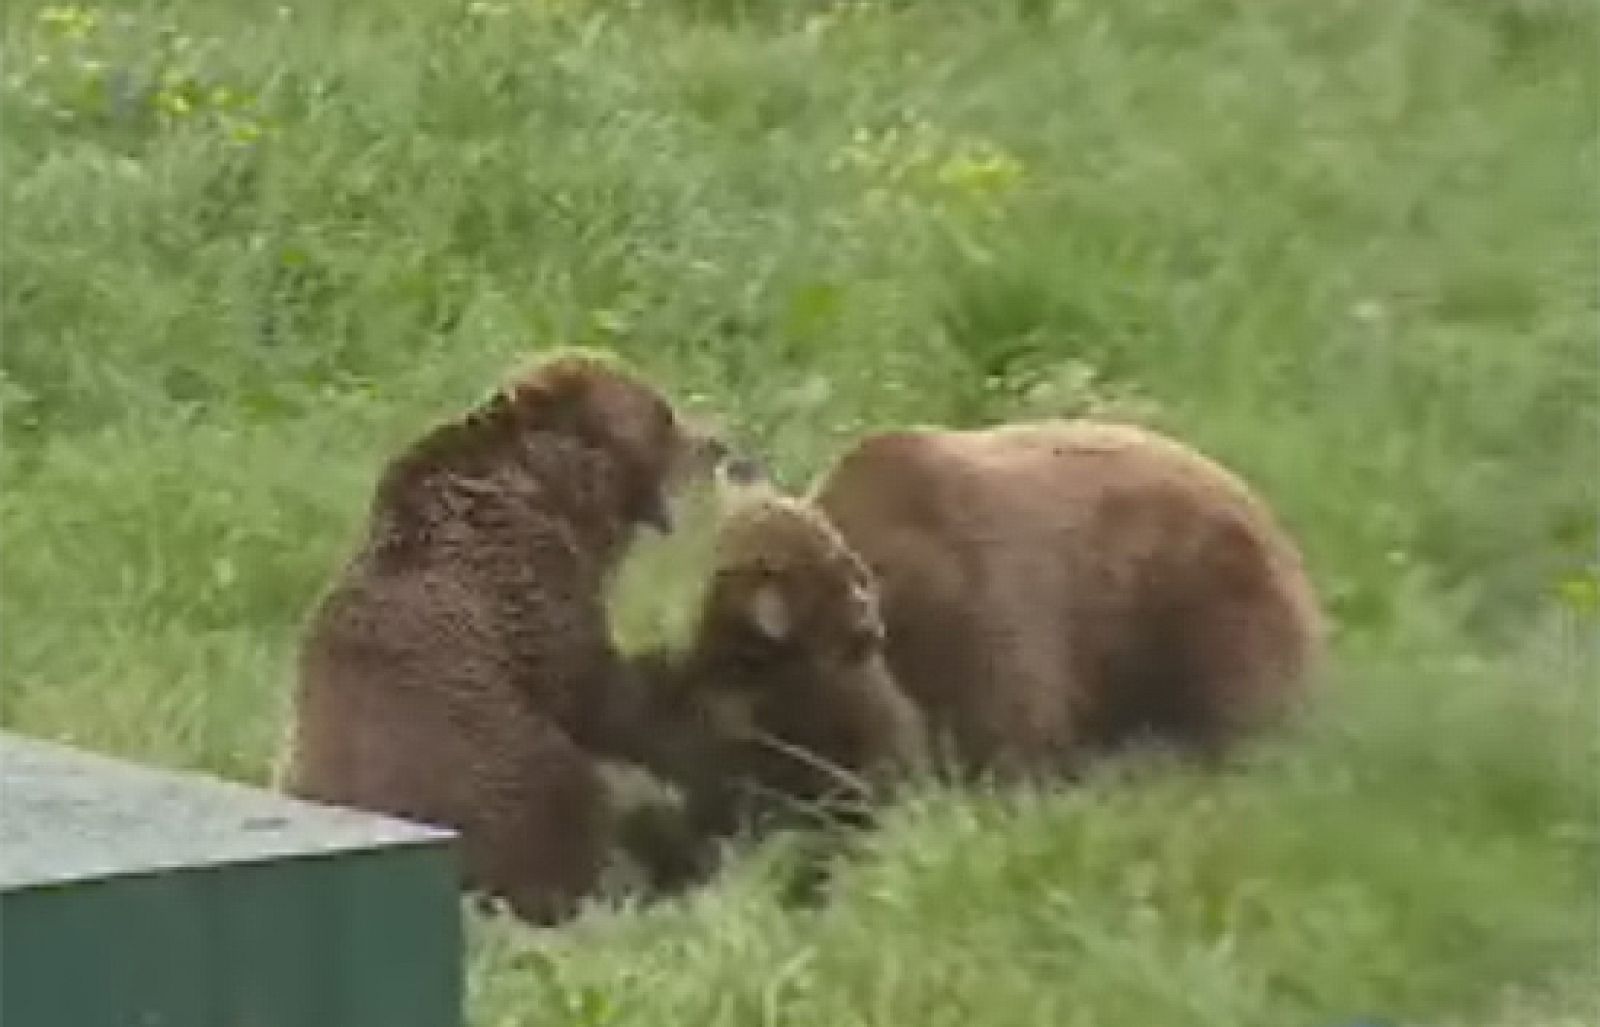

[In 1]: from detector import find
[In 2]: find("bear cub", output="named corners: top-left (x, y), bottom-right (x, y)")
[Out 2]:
top-left (632, 484), bottom-right (927, 841)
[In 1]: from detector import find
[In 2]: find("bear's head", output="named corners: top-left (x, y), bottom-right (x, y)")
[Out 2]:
top-left (651, 488), bottom-right (925, 834)
top-left (370, 351), bottom-right (741, 564)
top-left (501, 352), bottom-right (726, 533)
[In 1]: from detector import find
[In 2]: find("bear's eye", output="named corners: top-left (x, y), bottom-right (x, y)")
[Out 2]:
top-left (717, 627), bottom-right (801, 685)
top-left (652, 399), bottom-right (677, 445)
top-left (728, 638), bottom-right (781, 675)
top-left (841, 625), bottom-right (880, 664)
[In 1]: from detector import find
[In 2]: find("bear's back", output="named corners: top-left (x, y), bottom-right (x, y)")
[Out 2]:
top-left (816, 419), bottom-right (1307, 608)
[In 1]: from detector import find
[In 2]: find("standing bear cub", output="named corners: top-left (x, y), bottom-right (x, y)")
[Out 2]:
top-left (650, 419), bottom-right (1324, 828)
top-left (282, 352), bottom-right (720, 924)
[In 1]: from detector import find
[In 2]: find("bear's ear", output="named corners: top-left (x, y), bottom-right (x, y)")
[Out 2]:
top-left (744, 580), bottom-right (791, 644)
top-left (844, 581), bottom-right (885, 660)
top-left (506, 362), bottom-right (593, 436)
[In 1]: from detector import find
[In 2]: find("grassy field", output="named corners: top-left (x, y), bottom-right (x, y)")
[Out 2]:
top-left (3, 0), bottom-right (1597, 1023)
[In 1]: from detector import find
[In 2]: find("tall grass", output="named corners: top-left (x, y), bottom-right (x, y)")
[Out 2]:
top-left (2, 0), bottom-right (1595, 1023)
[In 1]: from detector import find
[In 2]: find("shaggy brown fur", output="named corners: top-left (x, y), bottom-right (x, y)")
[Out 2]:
top-left (638, 488), bottom-right (927, 838)
top-left (814, 419), bottom-right (1326, 779)
top-left (282, 353), bottom-right (719, 924)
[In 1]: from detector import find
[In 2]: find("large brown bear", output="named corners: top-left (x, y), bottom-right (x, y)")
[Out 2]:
top-left (817, 419), bottom-right (1325, 777)
top-left (281, 352), bottom-right (722, 924)
top-left (649, 419), bottom-right (1324, 822)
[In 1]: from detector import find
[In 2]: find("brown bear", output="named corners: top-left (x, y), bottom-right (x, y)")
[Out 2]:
top-left (812, 419), bottom-right (1326, 779)
top-left (281, 352), bottom-right (723, 925)
top-left (630, 484), bottom-right (927, 840)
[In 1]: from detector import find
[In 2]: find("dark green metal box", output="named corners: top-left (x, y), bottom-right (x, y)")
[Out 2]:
top-left (0, 732), bottom-right (462, 1027)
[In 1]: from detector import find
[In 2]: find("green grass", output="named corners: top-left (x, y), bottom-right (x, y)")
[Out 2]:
top-left (2, 0), bottom-right (1596, 1023)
